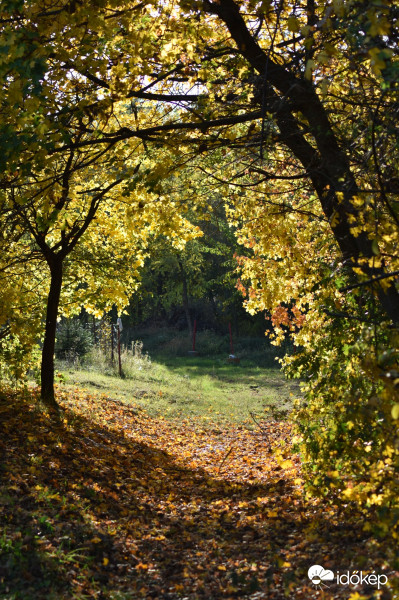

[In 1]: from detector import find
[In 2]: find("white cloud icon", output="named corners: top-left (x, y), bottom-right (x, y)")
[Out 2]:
top-left (308, 565), bottom-right (334, 587)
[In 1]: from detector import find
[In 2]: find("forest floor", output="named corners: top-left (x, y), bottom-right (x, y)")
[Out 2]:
top-left (0, 386), bottom-right (397, 600)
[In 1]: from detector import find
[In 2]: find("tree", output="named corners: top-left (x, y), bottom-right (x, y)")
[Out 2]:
top-left (0, 1), bottom-right (204, 405)
top-left (1, 150), bottom-right (126, 405)
top-left (0, 94), bottom-right (201, 406)
top-left (127, 156), bottom-right (252, 333)
top-left (1, 0), bottom-right (398, 517)
top-left (5, 0), bottom-right (393, 323)
top-left (196, 0), bottom-right (398, 324)
top-left (183, 0), bottom-right (398, 519)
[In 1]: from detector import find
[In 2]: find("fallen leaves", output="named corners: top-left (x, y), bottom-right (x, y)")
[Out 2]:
top-left (0, 387), bottom-right (397, 599)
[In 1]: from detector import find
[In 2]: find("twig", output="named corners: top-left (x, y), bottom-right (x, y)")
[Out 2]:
top-left (218, 446), bottom-right (234, 474)
top-left (249, 411), bottom-right (271, 452)
top-left (339, 269), bottom-right (399, 292)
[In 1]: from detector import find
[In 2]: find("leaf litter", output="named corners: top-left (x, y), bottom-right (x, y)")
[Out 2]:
top-left (0, 388), bottom-right (396, 599)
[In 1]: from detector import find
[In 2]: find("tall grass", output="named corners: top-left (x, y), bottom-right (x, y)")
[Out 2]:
top-left (62, 340), bottom-right (152, 379)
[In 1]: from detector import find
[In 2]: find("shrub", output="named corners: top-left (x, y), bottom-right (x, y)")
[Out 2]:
top-left (55, 319), bottom-right (93, 361)
top-left (285, 317), bottom-right (399, 538)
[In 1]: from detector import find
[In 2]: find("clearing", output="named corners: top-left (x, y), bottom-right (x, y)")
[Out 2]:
top-left (56, 332), bottom-right (298, 424)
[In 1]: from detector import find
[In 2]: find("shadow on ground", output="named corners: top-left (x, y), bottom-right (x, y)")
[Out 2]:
top-left (0, 390), bottom-right (393, 599)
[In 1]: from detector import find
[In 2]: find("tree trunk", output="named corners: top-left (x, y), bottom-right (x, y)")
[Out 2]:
top-left (179, 261), bottom-right (192, 337)
top-left (205, 0), bottom-right (399, 324)
top-left (41, 258), bottom-right (63, 409)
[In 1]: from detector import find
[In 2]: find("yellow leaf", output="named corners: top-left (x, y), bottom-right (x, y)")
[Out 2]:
top-left (103, 557), bottom-right (109, 566)
top-left (342, 488), bottom-right (355, 499)
top-left (305, 60), bottom-right (316, 80)
top-left (391, 404), bottom-right (399, 420)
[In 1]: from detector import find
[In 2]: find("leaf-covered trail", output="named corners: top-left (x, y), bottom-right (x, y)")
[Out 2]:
top-left (0, 389), bottom-right (394, 599)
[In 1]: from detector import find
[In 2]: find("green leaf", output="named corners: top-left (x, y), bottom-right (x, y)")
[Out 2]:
top-left (371, 239), bottom-right (380, 255)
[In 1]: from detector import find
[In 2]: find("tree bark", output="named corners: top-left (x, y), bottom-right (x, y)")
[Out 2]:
top-left (204, 0), bottom-right (399, 324)
top-left (179, 261), bottom-right (192, 337)
top-left (40, 258), bottom-right (63, 409)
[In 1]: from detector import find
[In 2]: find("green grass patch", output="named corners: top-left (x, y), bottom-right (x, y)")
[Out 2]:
top-left (56, 330), bottom-right (299, 424)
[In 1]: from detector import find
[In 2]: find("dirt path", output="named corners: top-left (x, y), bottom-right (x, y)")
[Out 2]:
top-left (0, 388), bottom-right (395, 599)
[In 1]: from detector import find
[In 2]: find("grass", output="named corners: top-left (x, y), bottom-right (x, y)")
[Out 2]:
top-left (56, 329), bottom-right (299, 425)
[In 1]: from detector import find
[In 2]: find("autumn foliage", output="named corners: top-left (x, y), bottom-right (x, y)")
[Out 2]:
top-left (1, 389), bottom-right (397, 599)
top-left (0, 0), bottom-right (399, 584)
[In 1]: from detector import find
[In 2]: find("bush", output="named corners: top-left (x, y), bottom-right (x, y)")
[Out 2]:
top-left (285, 317), bottom-right (399, 537)
top-left (55, 319), bottom-right (93, 361)
top-left (80, 340), bottom-right (153, 379)
top-left (119, 340), bottom-right (153, 378)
